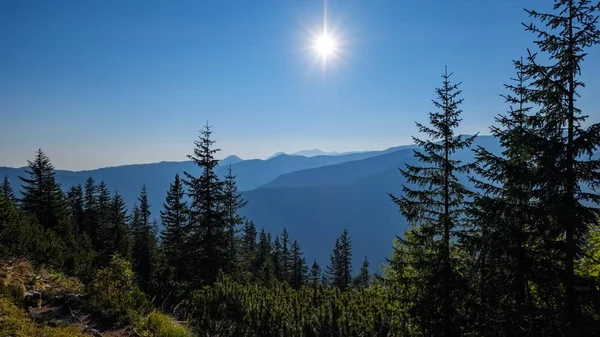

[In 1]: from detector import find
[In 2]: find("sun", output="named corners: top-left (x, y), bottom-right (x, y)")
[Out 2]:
top-left (314, 33), bottom-right (337, 58)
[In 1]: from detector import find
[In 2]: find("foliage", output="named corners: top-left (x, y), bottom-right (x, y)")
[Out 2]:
top-left (177, 275), bottom-right (401, 337)
top-left (131, 185), bottom-right (160, 295)
top-left (353, 256), bottom-right (371, 289)
top-left (223, 165), bottom-right (248, 277)
top-left (135, 309), bottom-right (194, 337)
top-left (183, 123), bottom-right (229, 287)
top-left (389, 66), bottom-right (475, 335)
top-left (18, 149), bottom-right (70, 235)
top-left (326, 229), bottom-right (353, 291)
top-left (520, 0), bottom-right (600, 333)
top-left (1, 175), bottom-right (17, 206)
top-left (87, 254), bottom-right (150, 326)
top-left (0, 1), bottom-right (599, 335)
top-left (0, 297), bottom-right (87, 337)
top-left (160, 173), bottom-right (189, 300)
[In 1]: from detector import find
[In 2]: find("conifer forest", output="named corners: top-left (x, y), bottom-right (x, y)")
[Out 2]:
top-left (1, 1), bottom-right (600, 336)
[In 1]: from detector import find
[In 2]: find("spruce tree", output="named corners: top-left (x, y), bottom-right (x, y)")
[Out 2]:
top-left (66, 184), bottom-right (85, 234)
top-left (279, 228), bottom-right (291, 282)
top-left (353, 256), bottom-right (370, 289)
top-left (310, 260), bottom-right (322, 304)
top-left (338, 228), bottom-right (353, 291)
top-left (160, 174), bottom-right (188, 295)
top-left (131, 186), bottom-right (159, 293)
top-left (326, 230), bottom-right (353, 291)
top-left (310, 260), bottom-right (322, 287)
top-left (101, 190), bottom-right (131, 263)
top-left (1, 176), bottom-right (17, 205)
top-left (83, 177), bottom-right (98, 241)
top-left (160, 174), bottom-right (188, 261)
top-left (222, 165), bottom-right (247, 275)
top-left (469, 58), bottom-right (543, 334)
top-left (272, 235), bottom-right (282, 279)
top-left (254, 227), bottom-right (272, 282)
top-left (326, 238), bottom-right (340, 287)
top-left (93, 181), bottom-right (111, 250)
top-left (389, 67), bottom-right (475, 336)
top-left (290, 240), bottom-right (308, 289)
top-left (183, 123), bottom-right (227, 286)
top-left (18, 149), bottom-right (69, 234)
top-left (240, 220), bottom-right (257, 268)
top-left (521, 1), bottom-right (600, 332)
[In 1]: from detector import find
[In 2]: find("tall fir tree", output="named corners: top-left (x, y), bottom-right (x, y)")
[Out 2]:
top-left (92, 181), bottom-right (111, 251)
top-left (272, 235), bottom-right (282, 279)
top-left (389, 67), bottom-right (475, 336)
top-left (183, 123), bottom-right (227, 286)
top-left (131, 185), bottom-right (159, 294)
top-left (66, 184), bottom-right (85, 234)
top-left (326, 229), bottom-right (353, 291)
top-left (222, 165), bottom-right (247, 275)
top-left (310, 260), bottom-right (322, 304)
top-left (326, 238), bottom-right (340, 287)
top-left (338, 229), bottom-right (353, 291)
top-left (310, 260), bottom-right (322, 287)
top-left (18, 149), bottom-right (69, 234)
top-left (99, 190), bottom-right (131, 264)
top-left (82, 177), bottom-right (98, 242)
top-left (1, 176), bottom-right (17, 206)
top-left (254, 227), bottom-right (274, 284)
top-left (289, 240), bottom-right (308, 289)
top-left (240, 220), bottom-right (257, 272)
top-left (469, 58), bottom-right (544, 334)
top-left (521, 1), bottom-right (600, 332)
top-left (278, 228), bottom-right (291, 282)
top-left (160, 174), bottom-right (188, 260)
top-left (160, 174), bottom-right (189, 296)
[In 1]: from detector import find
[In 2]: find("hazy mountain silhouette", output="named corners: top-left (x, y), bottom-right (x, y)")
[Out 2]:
top-left (0, 135), bottom-right (507, 268)
top-left (0, 143), bottom-right (401, 223)
top-left (268, 149), bottom-right (372, 159)
top-left (242, 135), bottom-right (500, 268)
top-left (219, 155), bottom-right (244, 166)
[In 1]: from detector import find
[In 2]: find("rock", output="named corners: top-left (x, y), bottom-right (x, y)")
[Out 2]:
top-left (24, 290), bottom-right (41, 297)
top-left (24, 290), bottom-right (42, 308)
top-left (83, 326), bottom-right (103, 337)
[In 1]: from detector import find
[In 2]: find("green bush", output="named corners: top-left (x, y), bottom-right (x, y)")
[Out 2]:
top-left (178, 275), bottom-right (400, 337)
top-left (0, 297), bottom-right (85, 337)
top-left (87, 254), bottom-right (150, 326)
top-left (135, 309), bottom-right (193, 337)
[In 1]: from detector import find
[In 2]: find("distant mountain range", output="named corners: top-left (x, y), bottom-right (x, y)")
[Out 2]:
top-left (268, 149), bottom-right (369, 159)
top-left (0, 135), bottom-right (501, 269)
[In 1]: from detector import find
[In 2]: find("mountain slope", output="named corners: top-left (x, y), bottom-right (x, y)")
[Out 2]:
top-left (241, 135), bottom-right (499, 269)
top-left (0, 143), bottom-right (405, 222)
top-left (0, 136), bottom-right (505, 268)
top-left (261, 135), bottom-right (495, 189)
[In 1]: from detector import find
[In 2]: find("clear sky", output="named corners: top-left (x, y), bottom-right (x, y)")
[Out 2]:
top-left (1, 0), bottom-right (599, 170)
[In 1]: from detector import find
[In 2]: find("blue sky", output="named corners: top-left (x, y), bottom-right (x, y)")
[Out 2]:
top-left (1, 0), bottom-right (599, 170)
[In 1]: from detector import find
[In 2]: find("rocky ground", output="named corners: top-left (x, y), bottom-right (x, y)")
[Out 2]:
top-left (0, 258), bottom-right (131, 337)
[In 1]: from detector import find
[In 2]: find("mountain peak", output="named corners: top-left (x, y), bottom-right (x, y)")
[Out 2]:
top-left (219, 155), bottom-right (243, 166)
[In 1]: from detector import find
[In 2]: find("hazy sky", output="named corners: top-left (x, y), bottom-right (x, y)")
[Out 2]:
top-left (1, 0), bottom-right (599, 170)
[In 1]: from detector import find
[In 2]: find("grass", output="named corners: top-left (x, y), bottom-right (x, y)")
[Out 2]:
top-left (135, 310), bottom-right (194, 337)
top-left (0, 297), bottom-right (86, 337)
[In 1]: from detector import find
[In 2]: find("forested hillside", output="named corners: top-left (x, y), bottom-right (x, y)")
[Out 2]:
top-left (1, 1), bottom-right (600, 336)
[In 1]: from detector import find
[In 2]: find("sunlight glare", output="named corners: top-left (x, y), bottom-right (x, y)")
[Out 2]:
top-left (314, 33), bottom-right (337, 58)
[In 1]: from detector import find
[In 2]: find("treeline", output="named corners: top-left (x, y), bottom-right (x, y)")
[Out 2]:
top-left (385, 1), bottom-right (600, 336)
top-left (0, 128), bottom-right (382, 334)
